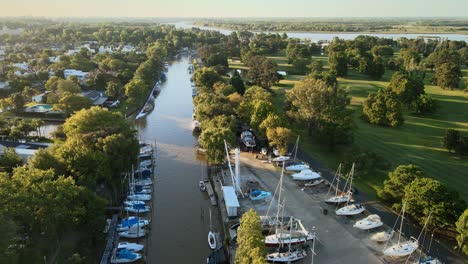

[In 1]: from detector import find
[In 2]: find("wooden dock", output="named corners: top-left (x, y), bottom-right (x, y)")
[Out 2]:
top-left (100, 214), bottom-right (119, 264)
top-left (205, 180), bottom-right (217, 206)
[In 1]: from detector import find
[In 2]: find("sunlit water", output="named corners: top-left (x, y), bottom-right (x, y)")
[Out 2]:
top-left (134, 55), bottom-right (219, 264)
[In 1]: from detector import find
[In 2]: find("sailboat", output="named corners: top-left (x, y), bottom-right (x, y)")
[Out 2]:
top-left (208, 209), bottom-right (216, 250)
top-left (285, 136), bottom-right (309, 172)
top-left (117, 217), bottom-right (150, 232)
top-left (117, 242), bottom-right (144, 252)
top-left (110, 248), bottom-right (142, 263)
top-left (335, 203), bottom-right (366, 216)
top-left (371, 230), bottom-right (395, 243)
top-left (266, 218), bottom-right (307, 262)
top-left (264, 164), bottom-right (314, 247)
top-left (383, 203), bottom-right (419, 257)
top-left (325, 163), bottom-right (354, 205)
top-left (118, 226), bottom-right (146, 238)
top-left (353, 214), bottom-right (383, 230)
top-left (291, 169), bottom-right (321, 181)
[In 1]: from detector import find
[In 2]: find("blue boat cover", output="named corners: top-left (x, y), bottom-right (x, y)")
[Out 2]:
top-left (117, 249), bottom-right (137, 260)
top-left (133, 204), bottom-right (146, 210)
top-left (120, 217), bottom-right (138, 227)
top-left (250, 189), bottom-right (261, 196)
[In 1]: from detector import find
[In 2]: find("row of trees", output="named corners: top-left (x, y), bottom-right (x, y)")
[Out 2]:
top-left (377, 164), bottom-right (467, 253)
top-left (443, 129), bottom-right (468, 156)
top-left (0, 107), bottom-right (139, 261)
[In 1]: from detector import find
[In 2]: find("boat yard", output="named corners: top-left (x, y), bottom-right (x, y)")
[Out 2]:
top-left (208, 151), bottom-right (433, 264)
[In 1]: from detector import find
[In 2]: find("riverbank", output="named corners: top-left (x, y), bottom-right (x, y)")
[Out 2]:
top-left (210, 151), bottom-right (465, 263)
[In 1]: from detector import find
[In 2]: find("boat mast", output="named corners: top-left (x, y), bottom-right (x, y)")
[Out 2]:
top-left (275, 163), bottom-right (285, 235)
top-left (398, 203), bottom-right (406, 245)
top-left (293, 136), bottom-right (300, 162)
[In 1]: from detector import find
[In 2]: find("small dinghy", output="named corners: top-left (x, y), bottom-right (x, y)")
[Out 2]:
top-left (285, 162), bottom-right (309, 171)
top-left (117, 242), bottom-right (144, 252)
top-left (266, 249), bottom-right (307, 263)
top-left (119, 227), bottom-right (146, 238)
top-left (291, 169), bottom-right (321, 181)
top-left (371, 230), bottom-right (394, 242)
top-left (117, 217), bottom-right (150, 231)
top-left (110, 248), bottom-right (142, 263)
top-left (272, 156), bottom-right (290, 162)
top-left (304, 179), bottom-right (324, 187)
top-left (383, 237), bottom-right (418, 257)
top-left (249, 189), bottom-right (272, 201)
top-left (353, 214), bottom-right (383, 230)
top-left (208, 231), bottom-right (216, 250)
top-left (199, 180), bottom-right (207, 192)
top-left (336, 203), bottom-right (365, 216)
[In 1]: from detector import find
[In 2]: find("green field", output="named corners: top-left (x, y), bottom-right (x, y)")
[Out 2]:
top-left (229, 54), bottom-right (468, 200)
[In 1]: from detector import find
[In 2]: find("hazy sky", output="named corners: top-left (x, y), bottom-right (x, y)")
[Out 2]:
top-left (1, 0), bottom-right (467, 17)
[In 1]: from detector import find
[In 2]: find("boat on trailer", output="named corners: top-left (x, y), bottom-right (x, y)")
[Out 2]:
top-left (353, 214), bottom-right (383, 230)
top-left (325, 163), bottom-right (354, 205)
top-left (291, 169), bottom-right (321, 181)
top-left (240, 130), bottom-right (256, 148)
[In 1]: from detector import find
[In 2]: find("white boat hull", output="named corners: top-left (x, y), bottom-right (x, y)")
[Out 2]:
top-left (264, 232), bottom-right (314, 247)
top-left (124, 206), bottom-right (150, 213)
top-left (353, 214), bottom-right (383, 230)
top-left (285, 164), bottom-right (309, 171)
top-left (117, 219), bottom-right (150, 231)
top-left (336, 204), bottom-right (365, 216)
top-left (127, 194), bottom-right (151, 201)
top-left (272, 156), bottom-right (290, 162)
top-left (383, 239), bottom-right (418, 257)
top-left (291, 169), bottom-right (321, 181)
top-left (119, 228), bottom-right (146, 238)
top-left (304, 179), bottom-right (324, 187)
top-left (117, 242), bottom-right (144, 252)
top-left (266, 250), bottom-right (307, 262)
top-left (371, 231), bottom-right (394, 242)
top-left (325, 195), bottom-right (351, 205)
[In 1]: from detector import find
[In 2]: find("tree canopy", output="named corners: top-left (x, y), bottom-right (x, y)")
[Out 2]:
top-left (235, 209), bottom-right (267, 264)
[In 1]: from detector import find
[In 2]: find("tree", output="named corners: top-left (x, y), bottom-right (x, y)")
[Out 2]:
top-left (377, 164), bottom-right (424, 207)
top-left (371, 45), bottom-right (394, 57)
top-left (412, 94), bottom-right (437, 115)
top-left (194, 93), bottom-right (234, 123)
top-left (230, 70), bottom-right (245, 95)
top-left (0, 148), bottom-right (22, 173)
top-left (199, 127), bottom-right (235, 164)
top-left (443, 129), bottom-right (461, 153)
top-left (266, 127), bottom-right (291, 155)
top-left (10, 93), bottom-right (25, 114)
top-left (456, 209), bottom-right (468, 255)
top-left (286, 77), bottom-right (354, 149)
top-left (404, 177), bottom-right (465, 229)
top-left (387, 72), bottom-right (425, 106)
top-left (235, 209), bottom-right (267, 264)
top-left (362, 89), bottom-right (404, 127)
top-left (193, 67), bottom-right (223, 90)
top-left (434, 62), bottom-right (461, 89)
top-left (124, 78), bottom-right (149, 104)
top-left (259, 114), bottom-right (285, 136)
top-left (57, 94), bottom-right (93, 116)
top-left (249, 100), bottom-right (274, 130)
top-left (57, 79), bottom-right (81, 95)
top-left (245, 55), bottom-right (279, 89)
top-left (105, 81), bottom-right (123, 99)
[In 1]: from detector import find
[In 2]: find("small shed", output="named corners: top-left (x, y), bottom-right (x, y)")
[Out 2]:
top-left (222, 186), bottom-right (240, 217)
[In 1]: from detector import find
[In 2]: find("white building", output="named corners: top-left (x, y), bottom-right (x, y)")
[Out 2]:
top-left (64, 69), bottom-right (89, 82)
top-left (99, 46), bottom-right (113, 54)
top-left (222, 186), bottom-right (240, 217)
top-left (32, 91), bottom-right (50, 103)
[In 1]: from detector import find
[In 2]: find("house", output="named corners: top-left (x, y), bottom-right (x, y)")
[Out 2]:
top-left (82, 90), bottom-right (108, 106)
top-left (99, 46), bottom-right (113, 54)
top-left (121, 45), bottom-right (136, 53)
top-left (0, 140), bottom-right (52, 162)
top-left (64, 69), bottom-right (90, 83)
top-left (32, 91), bottom-right (50, 103)
top-left (0, 81), bottom-right (9, 90)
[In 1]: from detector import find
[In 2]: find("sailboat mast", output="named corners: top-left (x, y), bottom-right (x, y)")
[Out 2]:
top-left (276, 163), bottom-right (285, 235)
top-left (398, 203), bottom-right (406, 245)
top-left (293, 136), bottom-right (300, 162)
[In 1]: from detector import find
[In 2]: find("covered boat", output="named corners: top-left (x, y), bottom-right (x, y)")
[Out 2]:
top-left (291, 169), bottom-right (321, 181)
top-left (264, 230), bottom-right (314, 247)
top-left (124, 203), bottom-right (150, 213)
top-left (117, 242), bottom-right (144, 252)
top-left (240, 131), bottom-right (256, 148)
top-left (354, 214), bottom-right (383, 230)
top-left (110, 249), bottom-right (142, 263)
top-left (335, 203), bottom-right (365, 216)
top-left (383, 237), bottom-right (418, 257)
top-left (127, 194), bottom-right (151, 201)
top-left (199, 180), bottom-right (207, 192)
top-left (371, 230), bottom-right (394, 243)
top-left (118, 227), bottom-right (146, 238)
top-left (249, 189), bottom-right (272, 201)
top-left (117, 217), bottom-right (150, 231)
top-left (208, 231), bottom-right (216, 250)
top-left (285, 162), bottom-right (309, 171)
top-left (266, 249), bottom-right (307, 263)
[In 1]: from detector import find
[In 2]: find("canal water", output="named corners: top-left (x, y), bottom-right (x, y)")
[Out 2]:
top-left (134, 55), bottom-right (219, 263)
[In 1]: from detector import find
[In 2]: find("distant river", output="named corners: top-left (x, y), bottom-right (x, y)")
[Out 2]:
top-left (168, 21), bottom-right (468, 42)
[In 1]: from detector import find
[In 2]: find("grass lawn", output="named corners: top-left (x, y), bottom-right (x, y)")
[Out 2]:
top-left (229, 55), bottom-right (468, 200)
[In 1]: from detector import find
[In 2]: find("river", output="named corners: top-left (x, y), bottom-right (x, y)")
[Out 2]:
top-left (134, 55), bottom-right (220, 263)
top-left (168, 21), bottom-right (468, 42)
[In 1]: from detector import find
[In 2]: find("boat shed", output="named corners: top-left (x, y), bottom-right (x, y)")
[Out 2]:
top-left (222, 186), bottom-right (240, 217)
